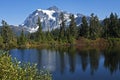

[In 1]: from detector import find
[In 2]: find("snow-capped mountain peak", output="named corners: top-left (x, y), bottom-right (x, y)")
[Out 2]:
top-left (20, 6), bottom-right (90, 33)
top-left (36, 9), bottom-right (56, 20)
top-left (47, 6), bottom-right (60, 12)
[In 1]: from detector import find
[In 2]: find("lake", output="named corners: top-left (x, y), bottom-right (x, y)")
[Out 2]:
top-left (9, 46), bottom-right (120, 80)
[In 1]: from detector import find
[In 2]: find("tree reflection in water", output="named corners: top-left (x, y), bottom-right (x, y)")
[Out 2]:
top-left (77, 48), bottom-right (100, 75)
top-left (9, 46), bottom-right (120, 80)
top-left (103, 47), bottom-right (120, 74)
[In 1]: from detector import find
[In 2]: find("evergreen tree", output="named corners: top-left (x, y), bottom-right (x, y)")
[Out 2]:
top-left (103, 13), bottom-right (120, 38)
top-left (103, 18), bottom-right (110, 38)
top-left (69, 14), bottom-right (77, 38)
top-left (59, 12), bottom-right (66, 41)
top-left (0, 35), bottom-right (3, 46)
top-left (109, 13), bottom-right (115, 37)
top-left (89, 13), bottom-right (101, 39)
top-left (66, 27), bottom-right (71, 43)
top-left (118, 19), bottom-right (120, 37)
top-left (1, 20), bottom-right (14, 46)
top-left (36, 17), bottom-right (43, 42)
top-left (67, 14), bottom-right (77, 43)
top-left (18, 29), bottom-right (26, 45)
top-left (109, 13), bottom-right (119, 37)
top-left (94, 16), bottom-right (102, 38)
top-left (46, 28), bottom-right (53, 41)
top-left (79, 16), bottom-right (89, 38)
top-left (51, 28), bottom-right (59, 41)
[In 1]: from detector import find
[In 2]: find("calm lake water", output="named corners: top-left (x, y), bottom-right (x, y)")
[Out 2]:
top-left (9, 47), bottom-right (120, 80)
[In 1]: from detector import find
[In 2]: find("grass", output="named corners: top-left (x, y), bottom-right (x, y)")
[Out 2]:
top-left (0, 50), bottom-right (52, 80)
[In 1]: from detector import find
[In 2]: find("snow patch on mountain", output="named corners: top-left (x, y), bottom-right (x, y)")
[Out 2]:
top-left (37, 9), bottom-right (56, 21)
top-left (35, 13), bottom-right (38, 16)
top-left (74, 15), bottom-right (78, 18)
top-left (27, 26), bottom-right (39, 33)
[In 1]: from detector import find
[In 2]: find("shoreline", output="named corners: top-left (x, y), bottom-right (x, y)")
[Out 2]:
top-left (1, 38), bottom-right (120, 50)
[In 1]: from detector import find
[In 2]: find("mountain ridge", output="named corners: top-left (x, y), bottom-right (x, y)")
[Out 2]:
top-left (11, 6), bottom-right (90, 33)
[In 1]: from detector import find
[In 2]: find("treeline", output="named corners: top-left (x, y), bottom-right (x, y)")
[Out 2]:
top-left (0, 13), bottom-right (120, 48)
top-left (79, 13), bottom-right (120, 39)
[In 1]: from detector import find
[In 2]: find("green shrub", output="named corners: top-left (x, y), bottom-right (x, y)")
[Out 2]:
top-left (0, 50), bottom-right (52, 80)
top-left (108, 38), bottom-right (120, 46)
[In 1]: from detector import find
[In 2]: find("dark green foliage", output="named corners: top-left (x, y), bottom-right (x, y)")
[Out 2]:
top-left (29, 32), bottom-right (36, 40)
top-left (66, 28), bottom-right (75, 43)
top-left (79, 16), bottom-right (89, 38)
top-left (36, 17), bottom-right (43, 42)
top-left (89, 13), bottom-right (101, 39)
top-left (59, 12), bottom-right (66, 41)
top-left (17, 30), bottom-right (26, 45)
top-left (1, 20), bottom-right (16, 47)
top-left (65, 14), bottom-right (77, 43)
top-left (51, 28), bottom-right (59, 41)
top-left (102, 18), bottom-right (110, 38)
top-left (107, 38), bottom-right (120, 46)
top-left (46, 30), bottom-right (53, 42)
top-left (109, 13), bottom-right (119, 37)
top-left (0, 35), bottom-right (4, 47)
top-left (69, 15), bottom-right (77, 38)
top-left (103, 13), bottom-right (120, 38)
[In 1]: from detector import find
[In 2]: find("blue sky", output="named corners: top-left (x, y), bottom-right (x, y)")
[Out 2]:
top-left (0, 0), bottom-right (120, 25)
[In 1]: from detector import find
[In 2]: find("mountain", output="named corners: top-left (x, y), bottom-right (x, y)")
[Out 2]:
top-left (10, 25), bottom-right (30, 35)
top-left (17, 6), bottom-right (90, 33)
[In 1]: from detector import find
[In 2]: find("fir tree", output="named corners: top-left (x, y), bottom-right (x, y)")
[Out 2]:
top-left (69, 14), bottom-right (77, 38)
top-left (59, 12), bottom-right (66, 41)
top-left (79, 16), bottom-right (89, 38)
top-left (67, 14), bottom-right (77, 43)
top-left (109, 13), bottom-right (119, 37)
top-left (89, 13), bottom-right (101, 39)
top-left (36, 17), bottom-right (43, 42)
top-left (103, 18), bottom-right (110, 38)
top-left (103, 13), bottom-right (120, 38)
top-left (1, 20), bottom-right (14, 46)
top-left (18, 29), bottom-right (26, 45)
